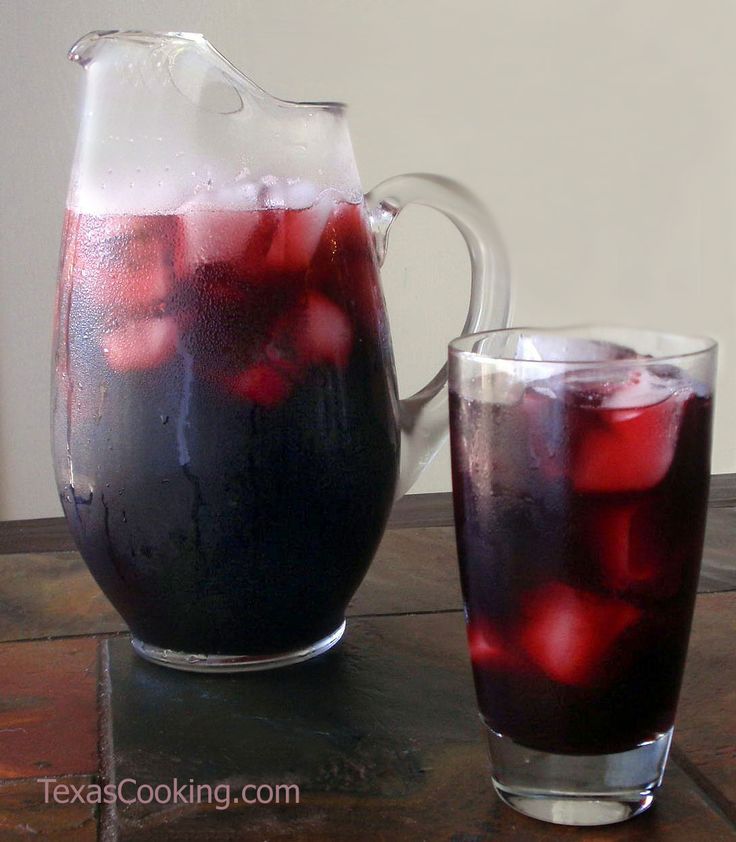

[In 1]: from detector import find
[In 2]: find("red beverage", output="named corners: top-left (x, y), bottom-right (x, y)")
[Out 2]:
top-left (450, 364), bottom-right (713, 755)
top-left (52, 199), bottom-right (399, 656)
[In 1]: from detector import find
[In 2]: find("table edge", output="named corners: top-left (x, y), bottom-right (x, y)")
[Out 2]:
top-left (1, 473), bottom-right (734, 554)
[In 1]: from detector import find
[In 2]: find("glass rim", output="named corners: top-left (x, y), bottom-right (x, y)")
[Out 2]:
top-left (449, 325), bottom-right (717, 367)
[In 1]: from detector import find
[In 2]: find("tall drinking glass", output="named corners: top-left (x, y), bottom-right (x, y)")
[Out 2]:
top-left (449, 327), bottom-right (716, 826)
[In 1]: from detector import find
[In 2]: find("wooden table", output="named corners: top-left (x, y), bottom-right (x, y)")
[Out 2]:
top-left (0, 479), bottom-right (734, 840)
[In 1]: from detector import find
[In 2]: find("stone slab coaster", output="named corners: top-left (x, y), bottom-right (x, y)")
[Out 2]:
top-left (102, 613), bottom-right (734, 840)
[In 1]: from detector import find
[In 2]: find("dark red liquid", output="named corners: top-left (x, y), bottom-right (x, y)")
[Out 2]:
top-left (450, 370), bottom-right (712, 754)
top-left (52, 201), bottom-right (399, 655)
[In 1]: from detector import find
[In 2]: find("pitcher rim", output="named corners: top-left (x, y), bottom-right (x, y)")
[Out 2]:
top-left (67, 30), bottom-right (348, 112)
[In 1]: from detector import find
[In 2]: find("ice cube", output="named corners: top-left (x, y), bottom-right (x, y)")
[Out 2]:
top-left (295, 292), bottom-right (353, 369)
top-left (284, 179), bottom-right (321, 210)
top-left (206, 180), bottom-right (260, 211)
top-left (102, 317), bottom-right (178, 372)
top-left (228, 362), bottom-right (293, 408)
top-left (79, 215), bottom-right (177, 312)
top-left (588, 501), bottom-right (682, 598)
top-left (176, 175), bottom-right (298, 279)
top-left (590, 503), bottom-right (656, 587)
top-left (512, 334), bottom-right (637, 383)
top-left (522, 385), bottom-right (568, 481)
top-left (519, 582), bottom-right (641, 687)
top-left (259, 175), bottom-right (288, 209)
top-left (178, 178), bottom-right (261, 216)
top-left (176, 208), bottom-right (262, 274)
top-left (265, 193), bottom-right (336, 274)
top-left (572, 369), bottom-right (686, 493)
top-left (263, 291), bottom-right (353, 375)
top-left (598, 368), bottom-right (676, 410)
top-left (256, 176), bottom-right (324, 210)
top-left (467, 620), bottom-right (517, 671)
top-left (516, 334), bottom-right (636, 364)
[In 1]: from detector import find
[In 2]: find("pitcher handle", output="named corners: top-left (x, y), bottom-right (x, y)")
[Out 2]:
top-left (364, 173), bottom-right (511, 500)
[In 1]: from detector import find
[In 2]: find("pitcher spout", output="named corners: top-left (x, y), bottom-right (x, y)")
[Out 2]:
top-left (68, 30), bottom-right (208, 66)
top-left (67, 29), bottom-right (345, 112)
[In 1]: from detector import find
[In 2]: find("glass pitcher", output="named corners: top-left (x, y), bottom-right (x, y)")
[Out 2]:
top-left (52, 31), bottom-right (510, 671)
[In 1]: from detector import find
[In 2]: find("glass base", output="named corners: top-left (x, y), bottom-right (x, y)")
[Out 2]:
top-left (130, 620), bottom-right (346, 673)
top-left (485, 723), bottom-right (673, 826)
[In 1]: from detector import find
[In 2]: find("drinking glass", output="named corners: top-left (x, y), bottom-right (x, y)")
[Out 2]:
top-left (449, 326), bottom-right (716, 825)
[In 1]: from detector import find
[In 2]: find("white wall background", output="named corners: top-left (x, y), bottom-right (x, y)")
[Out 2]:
top-left (1, 0), bottom-right (734, 520)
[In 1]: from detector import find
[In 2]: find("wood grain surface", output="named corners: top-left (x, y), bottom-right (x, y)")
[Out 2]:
top-left (1, 474), bottom-right (733, 553)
